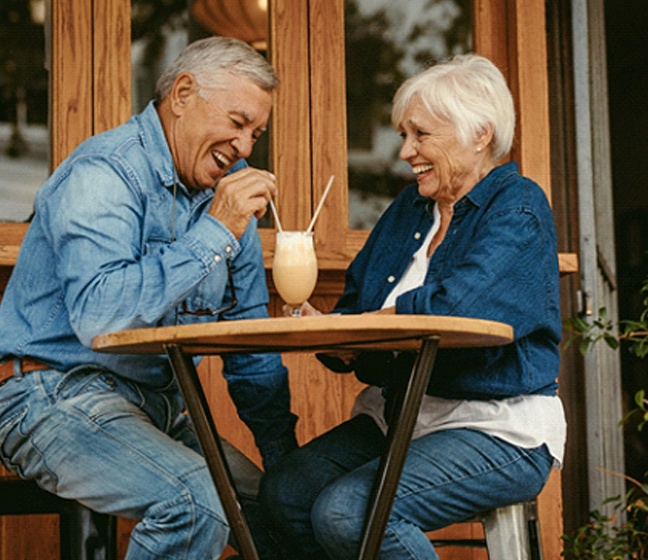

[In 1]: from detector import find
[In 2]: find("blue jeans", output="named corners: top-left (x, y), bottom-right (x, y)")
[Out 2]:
top-left (260, 414), bottom-right (553, 560)
top-left (0, 366), bottom-right (270, 560)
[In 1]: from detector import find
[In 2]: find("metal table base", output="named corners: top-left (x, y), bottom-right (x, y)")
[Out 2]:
top-left (165, 336), bottom-right (439, 560)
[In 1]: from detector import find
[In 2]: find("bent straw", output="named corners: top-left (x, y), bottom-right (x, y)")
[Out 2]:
top-left (306, 175), bottom-right (335, 233)
top-left (269, 198), bottom-right (283, 232)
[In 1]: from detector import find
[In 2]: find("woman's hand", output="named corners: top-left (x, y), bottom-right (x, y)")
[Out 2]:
top-left (371, 306), bottom-right (396, 314)
top-left (281, 301), bottom-right (322, 317)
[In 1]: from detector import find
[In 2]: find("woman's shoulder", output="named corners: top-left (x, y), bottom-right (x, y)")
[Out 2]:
top-left (489, 164), bottom-right (552, 211)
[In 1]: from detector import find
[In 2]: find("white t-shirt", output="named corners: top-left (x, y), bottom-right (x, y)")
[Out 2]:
top-left (352, 203), bottom-right (567, 467)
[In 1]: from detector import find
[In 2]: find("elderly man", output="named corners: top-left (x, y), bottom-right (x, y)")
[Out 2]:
top-left (0, 37), bottom-right (296, 559)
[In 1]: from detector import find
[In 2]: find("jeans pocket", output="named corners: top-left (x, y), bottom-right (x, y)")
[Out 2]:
top-left (0, 406), bottom-right (29, 473)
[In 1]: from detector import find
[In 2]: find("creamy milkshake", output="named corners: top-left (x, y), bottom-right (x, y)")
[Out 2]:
top-left (272, 231), bottom-right (318, 314)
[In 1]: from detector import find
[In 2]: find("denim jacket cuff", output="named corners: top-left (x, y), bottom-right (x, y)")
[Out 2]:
top-left (182, 216), bottom-right (241, 269)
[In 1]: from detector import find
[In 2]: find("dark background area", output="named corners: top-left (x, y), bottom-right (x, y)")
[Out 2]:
top-left (605, 0), bottom-right (648, 482)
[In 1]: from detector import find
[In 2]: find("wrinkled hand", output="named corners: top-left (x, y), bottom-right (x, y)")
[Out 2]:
top-left (281, 301), bottom-right (322, 317)
top-left (209, 167), bottom-right (277, 238)
top-left (285, 302), bottom-right (359, 367)
top-left (371, 306), bottom-right (396, 314)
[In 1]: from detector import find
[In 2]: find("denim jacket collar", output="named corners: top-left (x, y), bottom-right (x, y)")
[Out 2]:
top-left (138, 102), bottom-right (214, 209)
top-left (410, 161), bottom-right (520, 217)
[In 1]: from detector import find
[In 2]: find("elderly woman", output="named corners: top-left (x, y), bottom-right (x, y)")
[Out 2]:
top-left (260, 54), bottom-right (566, 559)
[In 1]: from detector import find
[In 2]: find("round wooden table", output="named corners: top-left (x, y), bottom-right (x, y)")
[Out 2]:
top-left (93, 314), bottom-right (513, 560)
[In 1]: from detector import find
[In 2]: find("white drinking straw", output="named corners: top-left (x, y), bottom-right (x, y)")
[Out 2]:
top-left (269, 198), bottom-right (283, 232)
top-left (306, 175), bottom-right (335, 233)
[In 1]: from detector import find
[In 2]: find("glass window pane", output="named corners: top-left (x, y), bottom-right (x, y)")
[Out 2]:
top-left (131, 0), bottom-right (272, 225)
top-left (0, 0), bottom-right (49, 222)
top-left (345, 0), bottom-right (472, 229)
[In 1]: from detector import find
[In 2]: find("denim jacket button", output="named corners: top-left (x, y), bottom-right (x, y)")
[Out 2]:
top-left (414, 232), bottom-right (421, 240)
top-left (214, 254), bottom-right (222, 263)
top-left (387, 275), bottom-right (396, 283)
top-left (225, 245), bottom-right (232, 254)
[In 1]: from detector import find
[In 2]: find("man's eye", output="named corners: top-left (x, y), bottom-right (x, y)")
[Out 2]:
top-left (231, 119), bottom-right (244, 129)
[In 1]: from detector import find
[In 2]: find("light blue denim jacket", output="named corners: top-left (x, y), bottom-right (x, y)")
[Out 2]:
top-left (0, 101), bottom-right (297, 465)
top-left (333, 162), bottom-right (562, 400)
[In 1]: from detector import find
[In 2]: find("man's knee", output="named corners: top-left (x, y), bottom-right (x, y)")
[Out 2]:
top-left (129, 469), bottom-right (229, 558)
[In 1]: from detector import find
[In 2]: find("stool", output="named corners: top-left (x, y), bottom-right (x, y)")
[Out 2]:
top-left (431, 501), bottom-right (543, 560)
top-left (0, 476), bottom-right (117, 560)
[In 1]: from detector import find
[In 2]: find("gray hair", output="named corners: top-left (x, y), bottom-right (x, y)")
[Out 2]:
top-left (155, 36), bottom-right (279, 102)
top-left (391, 54), bottom-right (515, 162)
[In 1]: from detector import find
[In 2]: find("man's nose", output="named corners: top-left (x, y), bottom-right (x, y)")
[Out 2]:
top-left (232, 133), bottom-right (254, 159)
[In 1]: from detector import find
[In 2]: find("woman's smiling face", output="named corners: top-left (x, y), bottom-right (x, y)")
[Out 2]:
top-left (168, 72), bottom-right (273, 190)
top-left (398, 95), bottom-right (491, 204)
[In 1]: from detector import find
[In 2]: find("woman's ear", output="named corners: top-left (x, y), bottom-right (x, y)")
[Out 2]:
top-left (475, 122), bottom-right (495, 152)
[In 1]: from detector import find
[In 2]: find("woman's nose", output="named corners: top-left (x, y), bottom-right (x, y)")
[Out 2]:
top-left (399, 137), bottom-right (418, 160)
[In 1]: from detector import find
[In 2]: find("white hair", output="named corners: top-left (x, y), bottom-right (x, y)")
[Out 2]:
top-left (391, 54), bottom-right (515, 161)
top-left (155, 36), bottom-right (278, 102)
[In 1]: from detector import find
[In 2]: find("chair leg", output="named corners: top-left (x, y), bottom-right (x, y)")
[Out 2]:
top-left (482, 501), bottom-right (543, 560)
top-left (59, 502), bottom-right (118, 560)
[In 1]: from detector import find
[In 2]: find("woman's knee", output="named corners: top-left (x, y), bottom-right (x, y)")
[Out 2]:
top-left (311, 475), bottom-right (368, 550)
top-left (260, 447), bottom-right (326, 513)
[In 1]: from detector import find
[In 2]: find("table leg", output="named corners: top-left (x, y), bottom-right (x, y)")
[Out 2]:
top-left (357, 337), bottom-right (439, 560)
top-left (165, 344), bottom-right (260, 560)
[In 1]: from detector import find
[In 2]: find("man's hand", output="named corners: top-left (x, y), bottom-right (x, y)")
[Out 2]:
top-left (209, 167), bottom-right (277, 238)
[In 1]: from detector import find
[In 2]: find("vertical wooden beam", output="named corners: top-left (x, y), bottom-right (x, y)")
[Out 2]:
top-left (474, 0), bottom-right (553, 200)
top-left (93, 0), bottom-right (132, 133)
top-left (266, 0), bottom-right (312, 234)
top-left (473, 0), bottom-right (509, 76)
top-left (476, 1), bottom-right (562, 556)
top-left (49, 0), bottom-right (93, 168)
top-left (308, 0), bottom-right (349, 256)
top-left (508, 1), bottom-right (563, 556)
top-left (507, 0), bottom-right (552, 199)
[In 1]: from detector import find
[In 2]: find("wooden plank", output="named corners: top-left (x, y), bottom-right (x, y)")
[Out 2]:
top-left (508, 2), bottom-right (563, 555)
top-left (93, 0), bottom-right (132, 133)
top-left (475, 2), bottom-right (564, 556)
top-left (49, 0), bottom-right (93, 168)
top-left (559, 252), bottom-right (579, 275)
top-left (268, 0), bottom-right (312, 232)
top-left (0, 223), bottom-right (29, 266)
top-left (509, 0), bottom-right (553, 197)
top-left (473, 0), bottom-right (509, 77)
top-left (308, 0), bottom-right (351, 256)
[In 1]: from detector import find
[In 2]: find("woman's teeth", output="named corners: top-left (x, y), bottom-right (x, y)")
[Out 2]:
top-left (413, 164), bottom-right (434, 175)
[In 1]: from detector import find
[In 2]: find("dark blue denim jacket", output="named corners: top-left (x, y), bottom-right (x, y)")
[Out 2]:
top-left (334, 162), bottom-right (561, 400)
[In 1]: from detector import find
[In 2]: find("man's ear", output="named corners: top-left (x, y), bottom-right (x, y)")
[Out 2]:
top-left (169, 72), bottom-right (198, 115)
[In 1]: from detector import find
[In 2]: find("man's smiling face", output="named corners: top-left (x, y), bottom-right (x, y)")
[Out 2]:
top-left (169, 72), bottom-right (273, 190)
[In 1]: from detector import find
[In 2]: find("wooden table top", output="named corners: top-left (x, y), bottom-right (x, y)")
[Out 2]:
top-left (92, 314), bottom-right (513, 355)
